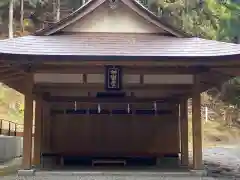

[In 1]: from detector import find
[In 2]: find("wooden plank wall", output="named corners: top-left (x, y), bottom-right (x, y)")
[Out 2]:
top-left (43, 102), bottom-right (180, 156)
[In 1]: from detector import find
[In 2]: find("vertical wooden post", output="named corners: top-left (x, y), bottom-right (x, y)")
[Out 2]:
top-left (192, 75), bottom-right (203, 170)
top-left (180, 98), bottom-right (189, 166)
top-left (22, 74), bottom-right (34, 169)
top-left (8, 122), bottom-right (11, 136)
top-left (0, 119), bottom-right (2, 134)
top-left (205, 106), bottom-right (208, 122)
top-left (42, 101), bottom-right (51, 152)
top-left (14, 123), bottom-right (17, 136)
top-left (33, 95), bottom-right (42, 166)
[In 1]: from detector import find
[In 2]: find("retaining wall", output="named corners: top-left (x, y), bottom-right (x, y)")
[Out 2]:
top-left (0, 135), bottom-right (23, 162)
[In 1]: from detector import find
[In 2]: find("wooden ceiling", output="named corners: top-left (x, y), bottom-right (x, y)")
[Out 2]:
top-left (0, 63), bottom-right (234, 102)
top-left (31, 65), bottom-right (233, 102)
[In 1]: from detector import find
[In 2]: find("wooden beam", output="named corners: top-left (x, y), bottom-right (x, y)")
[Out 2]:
top-left (41, 59), bottom-right (240, 67)
top-left (38, 88), bottom-right (191, 98)
top-left (0, 73), bottom-right (25, 82)
top-left (192, 75), bottom-right (203, 170)
top-left (212, 67), bottom-right (240, 77)
top-left (0, 62), bottom-right (26, 75)
top-left (180, 70), bottom-right (233, 101)
top-left (33, 65), bottom-right (208, 74)
top-left (180, 98), bottom-right (189, 167)
top-left (44, 96), bottom-right (177, 103)
top-left (210, 69), bottom-right (235, 78)
top-left (0, 63), bottom-right (27, 93)
top-left (0, 64), bottom-right (14, 68)
top-left (2, 79), bottom-right (26, 94)
top-left (0, 68), bottom-right (13, 73)
top-left (35, 83), bottom-right (192, 91)
top-left (22, 73), bottom-right (34, 169)
top-left (199, 70), bottom-right (232, 87)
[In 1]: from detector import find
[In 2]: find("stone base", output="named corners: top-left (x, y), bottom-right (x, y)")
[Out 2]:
top-left (179, 164), bottom-right (190, 170)
top-left (32, 164), bottom-right (42, 169)
top-left (156, 157), bottom-right (161, 166)
top-left (18, 169), bottom-right (35, 176)
top-left (190, 169), bottom-right (207, 176)
top-left (35, 171), bottom-right (192, 177)
top-left (156, 156), bottom-right (179, 167)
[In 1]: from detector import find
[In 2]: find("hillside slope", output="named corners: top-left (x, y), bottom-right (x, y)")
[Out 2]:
top-left (0, 83), bottom-right (24, 124)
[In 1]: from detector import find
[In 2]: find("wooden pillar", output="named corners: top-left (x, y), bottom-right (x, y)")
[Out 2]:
top-left (192, 75), bottom-right (203, 170)
top-left (22, 74), bottom-right (34, 169)
top-left (180, 98), bottom-right (189, 166)
top-left (46, 102), bottom-right (51, 152)
top-left (42, 101), bottom-right (51, 152)
top-left (33, 95), bottom-right (42, 166)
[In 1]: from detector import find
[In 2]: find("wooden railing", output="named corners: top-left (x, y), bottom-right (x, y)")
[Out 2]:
top-left (0, 119), bottom-right (30, 137)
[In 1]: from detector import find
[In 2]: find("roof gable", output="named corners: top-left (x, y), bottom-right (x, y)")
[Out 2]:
top-left (35, 0), bottom-right (190, 37)
top-left (62, 1), bottom-right (165, 34)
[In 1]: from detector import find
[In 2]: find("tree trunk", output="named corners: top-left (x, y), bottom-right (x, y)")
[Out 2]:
top-left (56, 0), bottom-right (60, 21)
top-left (53, 0), bottom-right (60, 22)
top-left (20, 0), bottom-right (24, 33)
top-left (8, 0), bottom-right (14, 38)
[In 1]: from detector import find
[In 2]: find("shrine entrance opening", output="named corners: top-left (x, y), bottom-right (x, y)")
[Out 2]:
top-left (37, 68), bottom-right (186, 169)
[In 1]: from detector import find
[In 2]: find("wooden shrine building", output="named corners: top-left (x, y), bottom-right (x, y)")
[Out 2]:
top-left (0, 0), bottom-right (240, 172)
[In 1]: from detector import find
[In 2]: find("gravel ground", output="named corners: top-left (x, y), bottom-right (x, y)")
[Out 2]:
top-left (0, 175), bottom-right (217, 180)
top-left (1, 146), bottom-right (240, 180)
top-left (188, 146), bottom-right (240, 178)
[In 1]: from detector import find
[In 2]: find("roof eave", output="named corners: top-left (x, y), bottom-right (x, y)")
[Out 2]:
top-left (1, 53), bottom-right (240, 65)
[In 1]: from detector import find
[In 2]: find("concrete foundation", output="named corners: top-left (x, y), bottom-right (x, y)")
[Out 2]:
top-left (15, 169), bottom-right (208, 177)
top-left (18, 169), bottom-right (35, 176)
top-left (190, 169), bottom-right (207, 176)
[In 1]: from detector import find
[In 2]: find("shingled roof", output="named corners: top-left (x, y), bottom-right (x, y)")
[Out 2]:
top-left (1, 33), bottom-right (240, 59)
top-left (34, 0), bottom-right (190, 37)
top-left (0, 0), bottom-right (239, 63)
